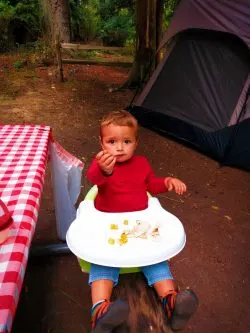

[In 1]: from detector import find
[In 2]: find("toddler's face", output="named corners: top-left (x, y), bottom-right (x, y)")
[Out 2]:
top-left (100, 124), bottom-right (138, 163)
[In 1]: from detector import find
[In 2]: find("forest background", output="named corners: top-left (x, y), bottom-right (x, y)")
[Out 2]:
top-left (0, 0), bottom-right (178, 53)
top-left (0, 0), bottom-right (180, 87)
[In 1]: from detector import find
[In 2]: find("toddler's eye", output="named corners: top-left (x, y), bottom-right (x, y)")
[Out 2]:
top-left (108, 139), bottom-right (115, 144)
top-left (124, 139), bottom-right (131, 144)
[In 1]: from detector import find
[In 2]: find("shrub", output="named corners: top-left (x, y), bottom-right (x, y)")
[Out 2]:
top-left (100, 8), bottom-right (135, 47)
top-left (0, 2), bottom-right (14, 52)
top-left (70, 0), bottom-right (101, 42)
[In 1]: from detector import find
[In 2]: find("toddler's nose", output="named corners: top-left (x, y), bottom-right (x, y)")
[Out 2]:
top-left (116, 142), bottom-right (123, 151)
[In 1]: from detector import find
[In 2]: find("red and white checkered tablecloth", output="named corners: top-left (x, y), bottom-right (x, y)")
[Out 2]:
top-left (0, 125), bottom-right (83, 333)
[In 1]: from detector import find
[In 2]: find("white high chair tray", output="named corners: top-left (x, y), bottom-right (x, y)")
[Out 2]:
top-left (66, 198), bottom-right (186, 267)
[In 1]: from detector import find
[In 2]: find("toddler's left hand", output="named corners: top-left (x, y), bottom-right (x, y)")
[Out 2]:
top-left (164, 177), bottom-right (187, 195)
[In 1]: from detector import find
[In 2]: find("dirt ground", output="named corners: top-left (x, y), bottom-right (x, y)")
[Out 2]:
top-left (1, 57), bottom-right (250, 333)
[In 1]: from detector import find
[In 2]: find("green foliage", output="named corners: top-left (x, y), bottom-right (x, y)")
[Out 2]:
top-left (163, 0), bottom-right (180, 29)
top-left (99, 0), bottom-right (134, 20)
top-left (0, 2), bottom-right (14, 31)
top-left (0, 0), bottom-right (41, 33)
top-left (70, 0), bottom-right (100, 42)
top-left (72, 49), bottom-right (101, 59)
top-left (16, 38), bottom-right (53, 66)
top-left (13, 59), bottom-right (25, 70)
top-left (13, 0), bottom-right (41, 35)
top-left (0, 0), bottom-right (41, 52)
top-left (100, 8), bottom-right (135, 46)
top-left (99, 0), bottom-right (135, 46)
top-left (0, 1), bottom-right (13, 15)
top-left (70, 0), bottom-right (135, 46)
top-left (28, 38), bottom-right (54, 65)
top-left (0, 1), bottom-right (14, 51)
top-left (0, 0), bottom-right (180, 54)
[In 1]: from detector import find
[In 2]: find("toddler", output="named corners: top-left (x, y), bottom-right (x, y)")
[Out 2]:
top-left (86, 110), bottom-right (198, 332)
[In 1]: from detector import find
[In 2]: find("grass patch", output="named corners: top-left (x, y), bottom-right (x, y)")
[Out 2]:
top-left (62, 46), bottom-right (134, 61)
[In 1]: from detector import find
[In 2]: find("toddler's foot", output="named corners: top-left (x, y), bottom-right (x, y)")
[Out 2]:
top-left (162, 289), bottom-right (198, 331)
top-left (91, 299), bottom-right (129, 333)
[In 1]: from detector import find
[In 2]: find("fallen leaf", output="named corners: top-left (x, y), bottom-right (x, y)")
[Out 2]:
top-left (212, 205), bottom-right (219, 210)
top-left (224, 215), bottom-right (232, 221)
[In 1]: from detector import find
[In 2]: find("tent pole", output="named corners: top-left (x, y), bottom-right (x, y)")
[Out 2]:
top-left (221, 88), bottom-right (249, 166)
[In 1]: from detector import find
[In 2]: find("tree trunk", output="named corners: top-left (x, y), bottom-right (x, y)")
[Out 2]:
top-left (126, 0), bottom-right (156, 87)
top-left (126, 0), bottom-right (164, 88)
top-left (41, 0), bottom-right (52, 39)
top-left (156, 0), bottom-right (164, 65)
top-left (113, 273), bottom-right (173, 333)
top-left (50, 0), bottom-right (71, 43)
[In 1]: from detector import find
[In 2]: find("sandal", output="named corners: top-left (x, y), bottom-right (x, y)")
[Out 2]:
top-left (92, 299), bottom-right (129, 333)
top-left (162, 289), bottom-right (199, 331)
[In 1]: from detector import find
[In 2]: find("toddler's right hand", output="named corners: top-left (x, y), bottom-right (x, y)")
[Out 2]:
top-left (96, 150), bottom-right (116, 175)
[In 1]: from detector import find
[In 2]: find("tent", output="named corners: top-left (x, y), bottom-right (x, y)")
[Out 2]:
top-left (129, 0), bottom-right (250, 170)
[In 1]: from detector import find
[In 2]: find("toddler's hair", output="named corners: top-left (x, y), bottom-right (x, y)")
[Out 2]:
top-left (100, 110), bottom-right (138, 137)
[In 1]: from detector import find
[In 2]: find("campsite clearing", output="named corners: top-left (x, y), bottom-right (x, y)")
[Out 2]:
top-left (1, 59), bottom-right (250, 333)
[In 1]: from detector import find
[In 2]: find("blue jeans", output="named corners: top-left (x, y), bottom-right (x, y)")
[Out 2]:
top-left (89, 261), bottom-right (173, 286)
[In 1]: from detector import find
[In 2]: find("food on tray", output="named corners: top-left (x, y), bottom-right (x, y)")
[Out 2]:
top-left (118, 232), bottom-right (128, 245)
top-left (127, 220), bottom-right (151, 239)
top-left (110, 224), bottom-right (118, 230)
top-left (108, 238), bottom-right (115, 245)
top-left (107, 219), bottom-right (160, 246)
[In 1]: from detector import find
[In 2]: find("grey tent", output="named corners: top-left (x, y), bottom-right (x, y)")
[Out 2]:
top-left (130, 0), bottom-right (250, 170)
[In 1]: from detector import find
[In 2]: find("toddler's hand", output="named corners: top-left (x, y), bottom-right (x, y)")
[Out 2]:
top-left (164, 177), bottom-right (187, 195)
top-left (96, 150), bottom-right (116, 175)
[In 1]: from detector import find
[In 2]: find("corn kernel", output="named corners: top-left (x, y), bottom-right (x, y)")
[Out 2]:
top-left (108, 238), bottom-right (115, 245)
top-left (110, 224), bottom-right (118, 230)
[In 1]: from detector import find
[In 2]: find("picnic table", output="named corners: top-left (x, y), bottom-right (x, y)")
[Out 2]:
top-left (0, 125), bottom-right (83, 333)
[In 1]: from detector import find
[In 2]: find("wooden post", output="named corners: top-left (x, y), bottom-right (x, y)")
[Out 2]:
top-left (55, 35), bottom-right (64, 82)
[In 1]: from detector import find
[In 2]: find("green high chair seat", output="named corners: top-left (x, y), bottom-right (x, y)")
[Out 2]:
top-left (78, 185), bottom-right (152, 274)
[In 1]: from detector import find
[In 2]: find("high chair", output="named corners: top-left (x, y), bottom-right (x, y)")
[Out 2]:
top-left (77, 185), bottom-right (144, 274)
top-left (75, 185), bottom-right (173, 333)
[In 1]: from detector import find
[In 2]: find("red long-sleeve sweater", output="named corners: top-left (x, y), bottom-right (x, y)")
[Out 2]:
top-left (86, 155), bottom-right (167, 212)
